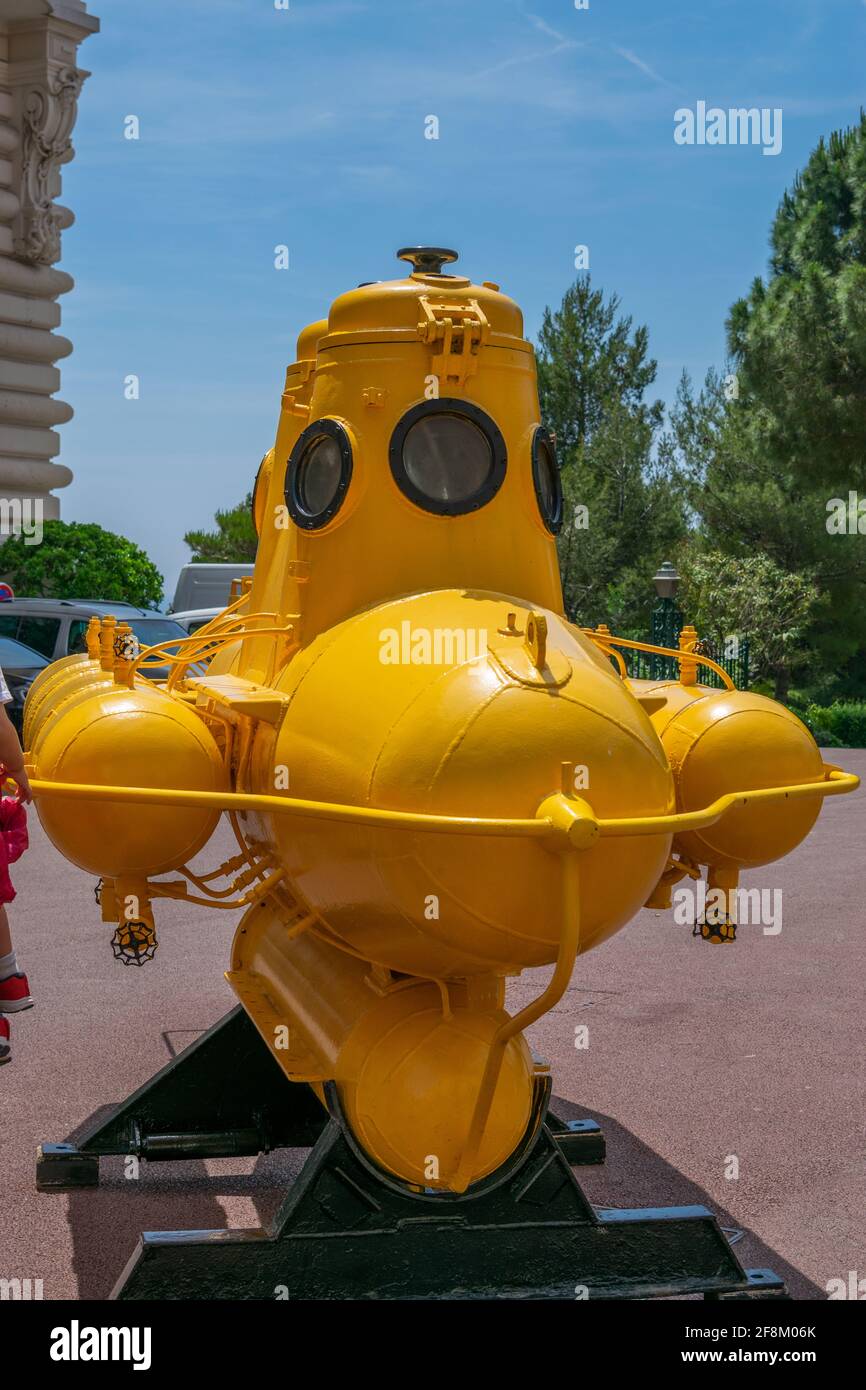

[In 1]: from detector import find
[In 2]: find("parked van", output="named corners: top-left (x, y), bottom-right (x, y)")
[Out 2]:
top-left (170, 564), bottom-right (254, 614)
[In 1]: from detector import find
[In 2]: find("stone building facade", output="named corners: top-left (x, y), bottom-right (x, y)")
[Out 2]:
top-left (0, 0), bottom-right (97, 526)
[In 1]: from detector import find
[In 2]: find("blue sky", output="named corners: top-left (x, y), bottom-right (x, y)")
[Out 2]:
top-left (56, 0), bottom-right (866, 599)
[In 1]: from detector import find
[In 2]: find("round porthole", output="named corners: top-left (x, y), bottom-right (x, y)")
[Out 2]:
top-left (389, 399), bottom-right (507, 516)
top-left (285, 419), bottom-right (353, 530)
top-left (531, 426), bottom-right (563, 534)
top-left (251, 450), bottom-right (273, 537)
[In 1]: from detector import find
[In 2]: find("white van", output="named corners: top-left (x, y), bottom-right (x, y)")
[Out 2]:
top-left (169, 564), bottom-right (254, 614)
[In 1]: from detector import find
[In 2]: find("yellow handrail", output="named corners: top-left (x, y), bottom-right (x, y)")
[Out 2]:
top-left (581, 628), bottom-right (736, 690)
top-left (28, 778), bottom-right (552, 840)
top-left (27, 766), bottom-right (858, 846)
top-left (587, 636), bottom-right (628, 679)
top-left (593, 768), bottom-right (858, 838)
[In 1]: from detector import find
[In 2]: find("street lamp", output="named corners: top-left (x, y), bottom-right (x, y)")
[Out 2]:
top-left (651, 561), bottom-right (683, 676)
top-left (652, 561), bottom-right (680, 601)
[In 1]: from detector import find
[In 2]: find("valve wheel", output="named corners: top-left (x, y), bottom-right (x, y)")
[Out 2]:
top-left (111, 920), bottom-right (158, 966)
top-left (695, 919), bottom-right (737, 944)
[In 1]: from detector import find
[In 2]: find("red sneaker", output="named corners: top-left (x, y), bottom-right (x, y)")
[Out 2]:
top-left (0, 1015), bottom-right (9, 1063)
top-left (0, 973), bottom-right (33, 1013)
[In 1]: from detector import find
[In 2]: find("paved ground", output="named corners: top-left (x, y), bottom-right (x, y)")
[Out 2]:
top-left (0, 751), bottom-right (863, 1300)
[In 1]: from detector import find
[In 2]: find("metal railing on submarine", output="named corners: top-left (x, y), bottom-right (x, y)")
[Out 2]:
top-left (25, 614), bottom-right (860, 1192)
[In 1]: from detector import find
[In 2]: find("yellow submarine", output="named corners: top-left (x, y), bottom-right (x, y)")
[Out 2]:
top-left (27, 247), bottom-right (858, 1300)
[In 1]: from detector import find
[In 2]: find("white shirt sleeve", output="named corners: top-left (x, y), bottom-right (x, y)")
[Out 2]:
top-left (0, 665), bottom-right (12, 705)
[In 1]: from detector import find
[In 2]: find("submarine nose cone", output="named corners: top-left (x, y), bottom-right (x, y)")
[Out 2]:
top-left (396, 245), bottom-right (459, 276)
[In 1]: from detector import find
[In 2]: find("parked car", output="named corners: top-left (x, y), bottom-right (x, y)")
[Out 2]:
top-left (0, 635), bottom-right (50, 735)
top-left (0, 599), bottom-right (200, 681)
top-left (169, 564), bottom-right (254, 614)
top-left (171, 608), bottom-right (222, 635)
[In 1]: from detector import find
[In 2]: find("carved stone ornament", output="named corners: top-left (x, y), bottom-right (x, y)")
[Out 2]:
top-left (14, 65), bottom-right (86, 265)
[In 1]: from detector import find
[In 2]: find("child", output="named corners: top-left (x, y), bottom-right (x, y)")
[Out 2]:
top-left (0, 668), bottom-right (32, 1065)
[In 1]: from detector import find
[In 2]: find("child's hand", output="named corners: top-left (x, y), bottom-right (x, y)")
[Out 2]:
top-left (12, 769), bottom-right (32, 805)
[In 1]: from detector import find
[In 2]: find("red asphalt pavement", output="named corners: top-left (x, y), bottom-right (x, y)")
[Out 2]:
top-left (0, 751), bottom-right (863, 1300)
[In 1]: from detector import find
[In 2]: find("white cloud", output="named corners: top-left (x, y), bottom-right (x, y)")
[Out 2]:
top-left (613, 46), bottom-right (667, 85)
top-left (525, 10), bottom-right (567, 43)
top-left (471, 40), bottom-right (578, 81)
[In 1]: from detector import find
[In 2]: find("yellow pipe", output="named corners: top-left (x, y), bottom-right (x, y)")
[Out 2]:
top-left (165, 612), bottom-right (285, 690)
top-left (128, 620), bottom-right (292, 677)
top-left (450, 851), bottom-right (582, 1192)
top-left (151, 867), bottom-right (286, 911)
top-left (27, 766), bottom-right (858, 845)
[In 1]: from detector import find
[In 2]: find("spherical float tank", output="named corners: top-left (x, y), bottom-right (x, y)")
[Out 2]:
top-left (34, 683), bottom-right (226, 877)
top-left (24, 656), bottom-right (107, 751)
top-left (658, 688), bottom-right (825, 869)
top-left (636, 683), bottom-right (828, 867)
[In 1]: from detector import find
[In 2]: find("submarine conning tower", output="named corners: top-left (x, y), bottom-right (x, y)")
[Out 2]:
top-left (236, 245), bottom-right (565, 673)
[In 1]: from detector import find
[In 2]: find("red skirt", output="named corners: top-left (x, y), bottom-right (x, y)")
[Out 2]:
top-left (0, 797), bottom-right (28, 904)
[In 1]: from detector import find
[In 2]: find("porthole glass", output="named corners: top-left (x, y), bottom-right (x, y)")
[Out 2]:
top-left (532, 426), bottom-right (563, 534)
top-left (389, 400), bottom-right (507, 516)
top-left (403, 414), bottom-right (491, 503)
top-left (297, 436), bottom-right (342, 514)
top-left (286, 420), bottom-right (352, 529)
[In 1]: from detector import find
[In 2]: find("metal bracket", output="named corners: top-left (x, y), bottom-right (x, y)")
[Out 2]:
top-left (416, 294), bottom-right (490, 387)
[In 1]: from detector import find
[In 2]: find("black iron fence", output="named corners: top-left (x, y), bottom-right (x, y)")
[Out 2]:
top-left (592, 602), bottom-right (750, 689)
top-left (619, 635), bottom-right (750, 689)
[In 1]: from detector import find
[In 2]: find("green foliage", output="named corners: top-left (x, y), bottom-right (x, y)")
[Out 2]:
top-left (695, 112), bottom-right (866, 699)
top-left (676, 546), bottom-right (825, 699)
top-left (728, 112), bottom-right (866, 488)
top-left (184, 493), bottom-right (257, 563)
top-left (666, 359), bottom-right (865, 699)
top-left (793, 701), bottom-right (866, 748)
top-left (537, 278), bottom-right (660, 457)
top-left (537, 277), bottom-right (686, 631)
top-left (0, 520), bottom-right (163, 608)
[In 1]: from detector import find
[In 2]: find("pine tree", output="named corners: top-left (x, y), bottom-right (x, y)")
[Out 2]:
top-left (184, 494), bottom-right (258, 563)
top-left (670, 115), bottom-right (866, 699)
top-left (537, 278), bottom-right (685, 631)
top-left (729, 112), bottom-right (866, 489)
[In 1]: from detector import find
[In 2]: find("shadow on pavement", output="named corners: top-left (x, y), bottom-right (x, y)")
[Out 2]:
top-left (60, 1097), bottom-right (821, 1300)
top-left (62, 1105), bottom-right (305, 1300)
top-left (550, 1096), bottom-right (822, 1300)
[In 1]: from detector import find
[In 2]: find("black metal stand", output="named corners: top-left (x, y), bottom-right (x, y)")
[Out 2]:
top-left (37, 1005), bottom-right (326, 1189)
top-left (37, 1006), bottom-right (788, 1302)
